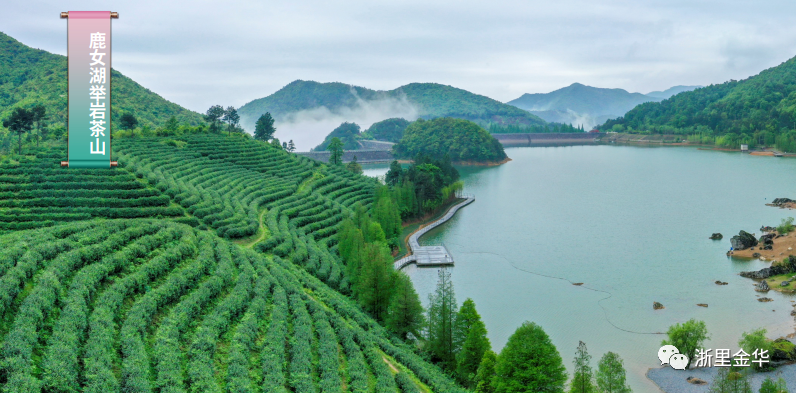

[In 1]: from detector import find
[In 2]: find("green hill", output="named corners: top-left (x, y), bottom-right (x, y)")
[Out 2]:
top-left (600, 56), bottom-right (796, 151)
top-left (238, 80), bottom-right (546, 131)
top-left (394, 118), bottom-right (508, 164)
top-left (0, 32), bottom-right (204, 134)
top-left (0, 135), bottom-right (468, 392)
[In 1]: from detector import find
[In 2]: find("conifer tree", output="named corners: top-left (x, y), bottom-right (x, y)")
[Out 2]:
top-left (595, 352), bottom-right (631, 393)
top-left (426, 268), bottom-right (457, 371)
top-left (455, 299), bottom-right (491, 388)
top-left (475, 350), bottom-right (497, 393)
top-left (386, 272), bottom-right (425, 340)
top-left (569, 341), bottom-right (596, 393)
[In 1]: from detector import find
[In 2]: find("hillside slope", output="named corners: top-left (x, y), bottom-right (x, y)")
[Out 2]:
top-left (599, 55), bottom-right (796, 151)
top-left (0, 32), bottom-right (204, 130)
top-left (0, 136), bottom-right (466, 392)
top-left (238, 79), bottom-right (546, 131)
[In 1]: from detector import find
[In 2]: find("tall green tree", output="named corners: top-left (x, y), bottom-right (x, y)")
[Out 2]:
top-left (204, 105), bottom-right (225, 132)
top-left (3, 107), bottom-right (35, 154)
top-left (595, 352), bottom-right (631, 393)
top-left (347, 155), bottom-right (363, 175)
top-left (164, 116), bottom-right (179, 135)
top-left (569, 341), bottom-right (596, 393)
top-left (31, 104), bottom-right (47, 147)
top-left (385, 160), bottom-right (403, 186)
top-left (758, 377), bottom-right (788, 393)
top-left (738, 328), bottom-right (771, 371)
top-left (455, 299), bottom-right (491, 388)
top-left (371, 186), bottom-right (402, 241)
top-left (492, 321), bottom-right (567, 393)
top-left (662, 319), bottom-right (709, 369)
top-left (119, 112), bottom-right (138, 131)
top-left (356, 243), bottom-right (393, 322)
top-left (254, 112), bottom-right (276, 141)
top-left (475, 350), bottom-right (497, 393)
top-left (328, 137), bottom-right (344, 165)
top-left (385, 272), bottom-right (425, 340)
top-left (287, 140), bottom-right (295, 152)
top-left (709, 367), bottom-right (752, 393)
top-left (223, 106), bottom-right (240, 136)
top-left (426, 268), bottom-right (458, 371)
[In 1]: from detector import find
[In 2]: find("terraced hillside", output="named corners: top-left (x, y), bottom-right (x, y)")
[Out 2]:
top-left (0, 133), bottom-right (464, 392)
top-left (0, 148), bottom-right (189, 232)
top-left (114, 134), bottom-right (378, 293)
top-left (0, 220), bottom-right (467, 393)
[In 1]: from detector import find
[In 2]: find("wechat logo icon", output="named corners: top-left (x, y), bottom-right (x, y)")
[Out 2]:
top-left (658, 345), bottom-right (688, 369)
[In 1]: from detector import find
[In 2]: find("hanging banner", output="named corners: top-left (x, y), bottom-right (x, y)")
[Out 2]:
top-left (64, 11), bottom-right (117, 168)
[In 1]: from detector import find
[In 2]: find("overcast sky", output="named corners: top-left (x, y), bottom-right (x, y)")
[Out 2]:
top-left (4, 0), bottom-right (796, 114)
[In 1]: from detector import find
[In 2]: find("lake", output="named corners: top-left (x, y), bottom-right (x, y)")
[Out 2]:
top-left (366, 145), bottom-right (796, 393)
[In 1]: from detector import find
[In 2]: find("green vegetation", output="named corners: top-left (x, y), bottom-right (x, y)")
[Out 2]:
top-left (0, 32), bottom-right (204, 151)
top-left (426, 268), bottom-right (459, 371)
top-left (328, 137), bottom-right (345, 165)
top-left (346, 156), bottom-right (363, 174)
top-left (777, 217), bottom-right (794, 235)
top-left (394, 118), bottom-right (508, 163)
top-left (759, 377), bottom-right (788, 393)
top-left (455, 299), bottom-right (492, 389)
top-left (569, 341), bottom-right (596, 393)
top-left (595, 352), bottom-right (631, 393)
top-left (600, 55), bottom-right (796, 152)
top-left (254, 111), bottom-right (276, 141)
top-left (364, 118), bottom-right (411, 142)
top-left (237, 80), bottom-right (546, 131)
top-left (475, 350), bottom-right (497, 393)
top-left (491, 321), bottom-right (567, 393)
top-left (315, 122), bottom-right (362, 151)
top-left (709, 367), bottom-right (752, 393)
top-left (662, 319), bottom-right (710, 369)
top-left (738, 328), bottom-right (772, 371)
top-left (0, 134), bottom-right (469, 392)
top-left (386, 156), bottom-right (462, 218)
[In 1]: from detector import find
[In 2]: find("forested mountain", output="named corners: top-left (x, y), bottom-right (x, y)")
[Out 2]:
top-left (0, 32), bottom-right (204, 132)
top-left (645, 85), bottom-right (701, 99)
top-left (237, 80), bottom-right (547, 131)
top-left (600, 56), bottom-right (796, 152)
top-left (506, 83), bottom-right (661, 128)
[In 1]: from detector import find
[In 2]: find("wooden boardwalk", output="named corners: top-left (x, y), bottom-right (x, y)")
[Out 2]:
top-left (394, 196), bottom-right (475, 270)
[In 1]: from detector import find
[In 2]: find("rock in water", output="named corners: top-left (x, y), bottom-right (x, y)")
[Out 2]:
top-left (653, 302), bottom-right (664, 310)
top-left (730, 230), bottom-right (758, 250)
top-left (710, 233), bottom-right (723, 240)
top-left (756, 280), bottom-right (770, 291)
top-left (687, 377), bottom-right (707, 385)
top-left (697, 303), bottom-right (708, 307)
top-left (714, 281), bottom-right (728, 285)
top-left (758, 297), bottom-right (774, 302)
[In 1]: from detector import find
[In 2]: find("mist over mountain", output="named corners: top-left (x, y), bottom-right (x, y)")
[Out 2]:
top-left (506, 83), bottom-right (663, 129)
top-left (237, 80), bottom-right (546, 150)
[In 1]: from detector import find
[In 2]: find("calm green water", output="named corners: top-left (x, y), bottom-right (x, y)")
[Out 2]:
top-left (379, 145), bottom-right (796, 393)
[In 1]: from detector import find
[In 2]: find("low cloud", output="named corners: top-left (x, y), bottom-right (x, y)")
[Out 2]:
top-left (274, 93), bottom-right (418, 151)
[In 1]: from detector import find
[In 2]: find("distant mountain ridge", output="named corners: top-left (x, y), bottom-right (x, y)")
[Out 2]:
top-left (506, 83), bottom-right (700, 128)
top-left (0, 31), bottom-right (204, 131)
top-left (645, 85), bottom-right (702, 99)
top-left (237, 80), bottom-right (547, 131)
